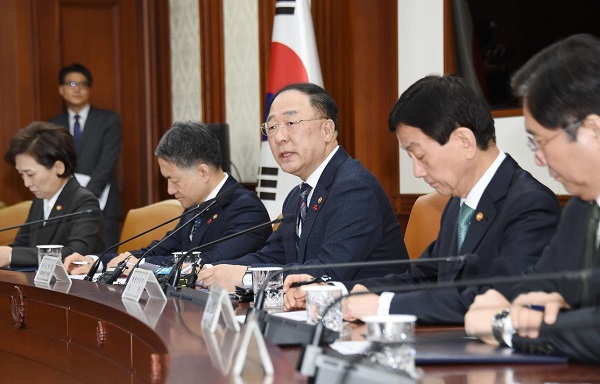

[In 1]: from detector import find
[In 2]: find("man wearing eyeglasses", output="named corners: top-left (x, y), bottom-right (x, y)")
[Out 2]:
top-left (198, 83), bottom-right (409, 292)
top-left (464, 34), bottom-right (600, 364)
top-left (50, 63), bottom-right (123, 246)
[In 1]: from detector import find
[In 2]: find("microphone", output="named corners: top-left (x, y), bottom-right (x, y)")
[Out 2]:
top-left (94, 182), bottom-right (243, 286)
top-left (248, 254), bottom-right (479, 346)
top-left (163, 214), bottom-right (293, 290)
top-left (299, 267), bottom-right (600, 382)
top-left (119, 182), bottom-right (242, 286)
top-left (0, 208), bottom-right (101, 233)
top-left (83, 202), bottom-right (208, 282)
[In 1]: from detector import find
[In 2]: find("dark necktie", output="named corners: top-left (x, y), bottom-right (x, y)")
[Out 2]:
top-left (582, 202), bottom-right (600, 305)
top-left (73, 115), bottom-right (81, 149)
top-left (296, 183), bottom-right (312, 248)
top-left (190, 213), bottom-right (204, 240)
top-left (457, 203), bottom-right (475, 252)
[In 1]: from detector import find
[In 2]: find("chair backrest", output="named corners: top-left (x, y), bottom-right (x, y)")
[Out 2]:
top-left (118, 199), bottom-right (184, 253)
top-left (404, 192), bottom-right (450, 259)
top-left (0, 201), bottom-right (33, 246)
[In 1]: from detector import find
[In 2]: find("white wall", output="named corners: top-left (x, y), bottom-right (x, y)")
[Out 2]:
top-left (397, 0), bottom-right (564, 195)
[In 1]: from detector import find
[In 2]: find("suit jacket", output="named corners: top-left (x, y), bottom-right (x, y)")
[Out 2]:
top-left (506, 197), bottom-right (600, 306)
top-left (358, 155), bottom-right (561, 324)
top-left (512, 307), bottom-right (600, 364)
top-left (218, 147), bottom-right (410, 281)
top-left (100, 177), bottom-right (271, 266)
top-left (507, 197), bottom-right (600, 363)
top-left (50, 106), bottom-right (122, 219)
top-left (10, 177), bottom-right (105, 267)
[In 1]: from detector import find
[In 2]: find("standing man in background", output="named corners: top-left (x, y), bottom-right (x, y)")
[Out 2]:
top-left (50, 63), bottom-right (123, 245)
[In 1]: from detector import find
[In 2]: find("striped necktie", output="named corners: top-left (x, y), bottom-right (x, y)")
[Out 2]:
top-left (296, 183), bottom-right (312, 248)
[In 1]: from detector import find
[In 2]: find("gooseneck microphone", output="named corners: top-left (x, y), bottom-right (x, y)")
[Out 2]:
top-left (96, 183), bottom-right (241, 285)
top-left (0, 208), bottom-right (101, 233)
top-left (84, 203), bottom-right (207, 281)
top-left (163, 214), bottom-right (294, 290)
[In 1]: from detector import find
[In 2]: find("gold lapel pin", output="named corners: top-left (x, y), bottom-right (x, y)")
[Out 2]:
top-left (476, 212), bottom-right (484, 221)
top-left (317, 197), bottom-right (323, 204)
top-left (56, 205), bottom-right (62, 211)
top-left (212, 214), bottom-right (218, 220)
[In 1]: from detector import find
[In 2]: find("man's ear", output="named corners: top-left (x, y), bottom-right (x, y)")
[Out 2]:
top-left (322, 119), bottom-right (337, 143)
top-left (453, 127), bottom-right (477, 159)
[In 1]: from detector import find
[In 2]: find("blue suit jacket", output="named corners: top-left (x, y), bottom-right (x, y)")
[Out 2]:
top-left (359, 155), bottom-right (561, 324)
top-left (11, 177), bottom-right (105, 267)
top-left (219, 147), bottom-right (409, 280)
top-left (100, 177), bottom-right (271, 267)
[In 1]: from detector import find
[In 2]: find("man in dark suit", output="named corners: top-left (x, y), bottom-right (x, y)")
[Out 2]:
top-left (49, 63), bottom-right (122, 246)
top-left (198, 83), bottom-right (409, 292)
top-left (64, 121), bottom-right (271, 275)
top-left (285, 75), bottom-right (561, 324)
top-left (465, 34), bottom-right (600, 363)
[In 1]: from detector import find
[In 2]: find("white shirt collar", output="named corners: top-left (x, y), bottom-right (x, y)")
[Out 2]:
top-left (204, 173), bottom-right (229, 202)
top-left (461, 152), bottom-right (506, 209)
top-left (43, 178), bottom-right (70, 220)
top-left (68, 104), bottom-right (91, 130)
top-left (304, 146), bottom-right (340, 189)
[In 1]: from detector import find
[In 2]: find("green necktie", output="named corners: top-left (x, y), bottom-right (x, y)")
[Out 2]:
top-left (457, 203), bottom-right (475, 252)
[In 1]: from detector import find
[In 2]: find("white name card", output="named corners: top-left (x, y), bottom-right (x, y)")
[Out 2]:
top-left (34, 256), bottom-right (71, 285)
top-left (122, 268), bottom-right (167, 302)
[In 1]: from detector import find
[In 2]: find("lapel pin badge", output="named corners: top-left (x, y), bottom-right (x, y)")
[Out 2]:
top-left (476, 212), bottom-right (483, 222)
top-left (212, 214), bottom-right (218, 220)
top-left (317, 197), bottom-right (323, 204)
top-left (313, 204), bottom-right (318, 211)
top-left (56, 205), bottom-right (62, 211)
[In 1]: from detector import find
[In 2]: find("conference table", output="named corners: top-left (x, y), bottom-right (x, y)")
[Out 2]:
top-left (1, 270), bottom-right (599, 383)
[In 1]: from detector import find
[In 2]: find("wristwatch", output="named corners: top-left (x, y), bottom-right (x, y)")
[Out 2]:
top-left (242, 266), bottom-right (253, 286)
top-left (491, 308), bottom-right (510, 347)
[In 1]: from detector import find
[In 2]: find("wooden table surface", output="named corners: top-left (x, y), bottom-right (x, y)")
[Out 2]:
top-left (1, 270), bottom-right (599, 383)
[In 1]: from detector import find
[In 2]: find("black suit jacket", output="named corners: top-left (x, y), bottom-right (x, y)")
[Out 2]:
top-left (219, 147), bottom-right (410, 280)
top-left (507, 197), bottom-right (600, 363)
top-left (358, 155), bottom-right (561, 324)
top-left (50, 106), bottom-right (122, 219)
top-left (10, 177), bottom-right (105, 267)
top-left (100, 177), bottom-right (271, 266)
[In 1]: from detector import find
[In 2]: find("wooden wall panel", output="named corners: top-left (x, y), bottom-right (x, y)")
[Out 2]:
top-left (0, 0), bottom-right (171, 219)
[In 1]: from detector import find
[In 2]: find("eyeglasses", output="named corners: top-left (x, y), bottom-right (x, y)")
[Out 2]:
top-left (260, 118), bottom-right (325, 137)
top-left (64, 81), bottom-right (89, 89)
top-left (526, 119), bottom-right (583, 153)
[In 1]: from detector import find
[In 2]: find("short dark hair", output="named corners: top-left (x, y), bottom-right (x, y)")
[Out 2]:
top-left (388, 75), bottom-right (496, 150)
top-left (155, 121), bottom-right (223, 170)
top-left (58, 63), bottom-right (93, 86)
top-left (274, 83), bottom-right (339, 129)
top-left (4, 122), bottom-right (77, 178)
top-left (511, 34), bottom-right (600, 136)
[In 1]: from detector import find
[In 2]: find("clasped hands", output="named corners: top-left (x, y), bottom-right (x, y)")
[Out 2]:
top-left (283, 274), bottom-right (380, 320)
top-left (465, 289), bottom-right (570, 344)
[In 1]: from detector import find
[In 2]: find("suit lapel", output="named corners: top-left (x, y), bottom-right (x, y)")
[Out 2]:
top-left (79, 107), bottom-right (98, 155)
top-left (296, 148), bottom-right (348, 263)
top-left (458, 156), bottom-right (516, 255)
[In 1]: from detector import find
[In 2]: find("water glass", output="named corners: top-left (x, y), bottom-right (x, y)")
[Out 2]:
top-left (250, 267), bottom-right (283, 309)
top-left (363, 315), bottom-right (417, 375)
top-left (36, 245), bottom-right (64, 265)
top-left (302, 285), bottom-right (343, 332)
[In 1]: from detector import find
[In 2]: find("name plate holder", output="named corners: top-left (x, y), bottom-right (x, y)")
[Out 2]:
top-left (34, 256), bottom-right (71, 285)
top-left (232, 311), bottom-right (274, 377)
top-left (121, 268), bottom-right (167, 302)
top-left (201, 286), bottom-right (240, 333)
